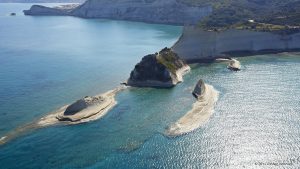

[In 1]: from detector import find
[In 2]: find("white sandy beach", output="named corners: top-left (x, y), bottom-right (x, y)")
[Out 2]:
top-left (166, 84), bottom-right (219, 136)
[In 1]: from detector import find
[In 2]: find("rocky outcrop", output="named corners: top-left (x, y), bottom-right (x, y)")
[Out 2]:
top-left (40, 87), bottom-right (125, 124)
top-left (227, 59), bottom-right (241, 71)
top-left (56, 95), bottom-right (113, 122)
top-left (172, 26), bottom-right (300, 62)
top-left (127, 48), bottom-right (190, 88)
top-left (192, 79), bottom-right (206, 99)
top-left (166, 80), bottom-right (219, 137)
top-left (0, 86), bottom-right (126, 145)
top-left (23, 0), bottom-right (212, 25)
top-left (216, 58), bottom-right (242, 71)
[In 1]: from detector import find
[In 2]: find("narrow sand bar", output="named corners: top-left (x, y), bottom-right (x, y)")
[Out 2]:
top-left (166, 84), bottom-right (219, 137)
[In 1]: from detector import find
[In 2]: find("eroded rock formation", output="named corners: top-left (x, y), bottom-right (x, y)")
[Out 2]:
top-left (127, 47), bottom-right (190, 88)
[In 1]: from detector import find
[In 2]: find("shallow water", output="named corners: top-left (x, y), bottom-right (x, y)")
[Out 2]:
top-left (1, 3), bottom-right (300, 169)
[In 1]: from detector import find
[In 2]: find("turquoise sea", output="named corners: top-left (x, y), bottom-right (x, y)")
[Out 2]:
top-left (1, 3), bottom-right (300, 169)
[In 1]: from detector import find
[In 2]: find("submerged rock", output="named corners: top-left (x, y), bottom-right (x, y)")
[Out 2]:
top-left (127, 47), bottom-right (190, 88)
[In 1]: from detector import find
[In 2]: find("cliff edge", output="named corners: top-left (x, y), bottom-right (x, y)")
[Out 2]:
top-left (24, 4), bottom-right (80, 16)
top-left (172, 26), bottom-right (300, 62)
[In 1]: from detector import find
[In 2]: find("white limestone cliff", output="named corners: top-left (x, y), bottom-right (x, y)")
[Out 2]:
top-left (172, 26), bottom-right (300, 62)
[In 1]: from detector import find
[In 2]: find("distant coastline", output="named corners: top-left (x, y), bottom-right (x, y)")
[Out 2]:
top-left (22, 1), bottom-right (300, 61)
top-left (23, 0), bottom-right (212, 25)
top-left (0, 0), bottom-right (84, 3)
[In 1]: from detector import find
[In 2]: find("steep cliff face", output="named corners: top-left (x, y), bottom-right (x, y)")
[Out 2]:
top-left (24, 4), bottom-right (79, 16)
top-left (24, 0), bottom-right (212, 25)
top-left (172, 26), bottom-right (300, 62)
top-left (127, 48), bottom-right (190, 88)
top-left (71, 0), bottom-right (212, 25)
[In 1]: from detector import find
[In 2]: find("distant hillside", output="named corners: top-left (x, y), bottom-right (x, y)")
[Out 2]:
top-left (0, 0), bottom-right (84, 2)
top-left (20, 0), bottom-right (300, 31)
top-left (178, 0), bottom-right (300, 29)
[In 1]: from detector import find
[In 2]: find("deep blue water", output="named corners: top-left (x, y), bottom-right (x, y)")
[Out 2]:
top-left (1, 3), bottom-right (300, 169)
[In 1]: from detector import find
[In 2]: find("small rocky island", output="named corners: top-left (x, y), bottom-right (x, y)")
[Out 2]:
top-left (0, 87), bottom-right (125, 145)
top-left (126, 48), bottom-right (190, 88)
top-left (38, 87), bottom-right (125, 126)
top-left (166, 80), bottom-right (219, 136)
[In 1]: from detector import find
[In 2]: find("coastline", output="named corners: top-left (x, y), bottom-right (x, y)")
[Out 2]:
top-left (23, 0), bottom-right (212, 26)
top-left (172, 26), bottom-right (300, 63)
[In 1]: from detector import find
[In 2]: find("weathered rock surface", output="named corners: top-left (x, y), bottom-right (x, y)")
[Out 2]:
top-left (56, 95), bottom-right (112, 122)
top-left (64, 96), bottom-right (105, 115)
top-left (192, 79), bottom-right (206, 99)
top-left (127, 47), bottom-right (190, 88)
top-left (23, 0), bottom-right (212, 25)
top-left (227, 59), bottom-right (241, 71)
top-left (216, 58), bottom-right (242, 71)
top-left (172, 26), bottom-right (300, 62)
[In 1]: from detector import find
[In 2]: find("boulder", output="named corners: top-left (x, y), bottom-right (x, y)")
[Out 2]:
top-left (227, 59), bottom-right (241, 71)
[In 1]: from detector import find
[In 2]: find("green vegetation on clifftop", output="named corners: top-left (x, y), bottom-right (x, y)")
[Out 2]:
top-left (181, 0), bottom-right (300, 33)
